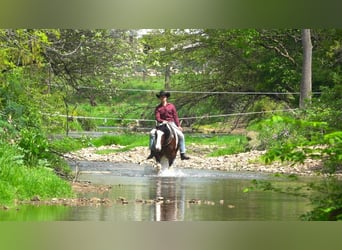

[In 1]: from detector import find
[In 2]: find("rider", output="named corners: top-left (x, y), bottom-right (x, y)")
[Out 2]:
top-left (147, 90), bottom-right (190, 160)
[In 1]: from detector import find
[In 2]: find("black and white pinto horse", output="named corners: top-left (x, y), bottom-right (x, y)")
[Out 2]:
top-left (152, 123), bottom-right (179, 171)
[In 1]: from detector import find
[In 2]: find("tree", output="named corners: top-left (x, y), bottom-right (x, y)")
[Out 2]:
top-left (300, 29), bottom-right (313, 109)
top-left (44, 29), bottom-right (137, 102)
top-left (42, 29), bottom-right (140, 134)
top-left (140, 29), bottom-right (196, 89)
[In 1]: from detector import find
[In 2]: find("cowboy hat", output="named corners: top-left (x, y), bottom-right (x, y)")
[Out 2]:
top-left (156, 90), bottom-right (170, 98)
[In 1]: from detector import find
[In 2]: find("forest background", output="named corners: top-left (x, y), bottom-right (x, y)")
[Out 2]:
top-left (0, 29), bottom-right (341, 220)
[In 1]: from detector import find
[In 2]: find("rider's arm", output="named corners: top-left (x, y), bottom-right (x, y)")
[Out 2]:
top-left (171, 104), bottom-right (181, 127)
top-left (155, 106), bottom-right (164, 123)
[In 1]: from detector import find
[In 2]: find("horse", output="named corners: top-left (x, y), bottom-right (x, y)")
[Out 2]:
top-left (152, 123), bottom-right (179, 170)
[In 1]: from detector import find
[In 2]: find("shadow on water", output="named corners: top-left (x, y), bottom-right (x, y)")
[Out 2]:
top-left (0, 162), bottom-right (312, 221)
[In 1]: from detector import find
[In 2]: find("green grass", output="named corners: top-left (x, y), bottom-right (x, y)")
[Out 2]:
top-left (0, 144), bottom-right (74, 207)
top-left (92, 133), bottom-right (149, 154)
top-left (187, 134), bottom-right (249, 156)
top-left (51, 132), bottom-right (249, 157)
top-left (91, 134), bottom-right (147, 147)
top-left (50, 136), bottom-right (93, 153)
top-left (56, 133), bottom-right (249, 157)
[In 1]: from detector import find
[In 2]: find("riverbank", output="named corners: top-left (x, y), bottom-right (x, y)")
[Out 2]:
top-left (0, 144), bottom-right (333, 210)
top-left (63, 143), bottom-right (331, 177)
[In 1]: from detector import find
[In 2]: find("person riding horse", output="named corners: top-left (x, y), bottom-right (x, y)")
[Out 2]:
top-left (147, 90), bottom-right (190, 161)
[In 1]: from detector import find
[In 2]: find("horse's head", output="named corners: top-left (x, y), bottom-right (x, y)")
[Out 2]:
top-left (155, 124), bottom-right (170, 151)
top-left (153, 123), bottom-right (178, 168)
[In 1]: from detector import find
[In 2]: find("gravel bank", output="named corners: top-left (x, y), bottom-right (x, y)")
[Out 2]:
top-left (63, 143), bottom-right (329, 176)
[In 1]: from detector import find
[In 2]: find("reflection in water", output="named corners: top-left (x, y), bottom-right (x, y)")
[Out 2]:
top-left (153, 177), bottom-right (185, 221)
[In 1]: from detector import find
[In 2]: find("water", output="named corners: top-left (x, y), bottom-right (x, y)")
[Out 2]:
top-left (0, 162), bottom-right (312, 221)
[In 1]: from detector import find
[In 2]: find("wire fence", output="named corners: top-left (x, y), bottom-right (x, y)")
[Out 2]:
top-left (116, 88), bottom-right (321, 95)
top-left (42, 108), bottom-right (298, 129)
top-left (43, 87), bottom-right (304, 134)
top-left (50, 84), bottom-right (321, 96)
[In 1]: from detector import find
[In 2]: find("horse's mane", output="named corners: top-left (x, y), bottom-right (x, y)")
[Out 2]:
top-left (156, 124), bottom-right (171, 139)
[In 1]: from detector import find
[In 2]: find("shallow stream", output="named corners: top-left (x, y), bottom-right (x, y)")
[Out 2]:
top-left (0, 162), bottom-right (312, 221)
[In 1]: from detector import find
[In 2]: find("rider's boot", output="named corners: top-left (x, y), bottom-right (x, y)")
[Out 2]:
top-left (180, 153), bottom-right (190, 160)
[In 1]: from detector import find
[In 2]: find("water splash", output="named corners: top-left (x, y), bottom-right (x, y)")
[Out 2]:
top-left (159, 168), bottom-right (186, 177)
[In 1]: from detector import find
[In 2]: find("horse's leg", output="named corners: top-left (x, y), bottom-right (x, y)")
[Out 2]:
top-left (155, 153), bottom-right (161, 163)
top-left (168, 158), bottom-right (174, 167)
top-left (166, 149), bottom-right (177, 167)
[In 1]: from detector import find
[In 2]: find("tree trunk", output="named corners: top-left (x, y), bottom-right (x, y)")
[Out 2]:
top-left (165, 64), bottom-right (171, 90)
top-left (63, 97), bottom-right (70, 136)
top-left (300, 29), bottom-right (313, 109)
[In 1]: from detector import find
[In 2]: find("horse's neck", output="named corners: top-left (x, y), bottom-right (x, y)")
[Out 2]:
top-left (165, 123), bottom-right (178, 148)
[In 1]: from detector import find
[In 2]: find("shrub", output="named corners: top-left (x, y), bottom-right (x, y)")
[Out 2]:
top-left (0, 144), bottom-right (73, 206)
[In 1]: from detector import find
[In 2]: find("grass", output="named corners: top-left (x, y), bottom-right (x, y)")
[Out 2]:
top-left (52, 132), bottom-right (249, 157)
top-left (0, 144), bottom-right (74, 207)
top-left (186, 134), bottom-right (249, 156)
top-left (91, 133), bottom-right (148, 147)
top-left (92, 133), bottom-right (149, 154)
top-left (49, 136), bottom-right (93, 153)
top-left (49, 130), bottom-right (249, 157)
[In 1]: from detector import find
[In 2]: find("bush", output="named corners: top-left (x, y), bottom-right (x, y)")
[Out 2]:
top-left (18, 128), bottom-right (49, 166)
top-left (0, 143), bottom-right (73, 206)
top-left (301, 176), bottom-right (342, 221)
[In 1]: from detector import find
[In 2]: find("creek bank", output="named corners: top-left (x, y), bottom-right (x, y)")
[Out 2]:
top-left (64, 144), bottom-right (329, 177)
top-left (1, 144), bottom-right (333, 210)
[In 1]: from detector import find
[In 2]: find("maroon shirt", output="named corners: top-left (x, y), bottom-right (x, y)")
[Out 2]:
top-left (155, 103), bottom-right (180, 127)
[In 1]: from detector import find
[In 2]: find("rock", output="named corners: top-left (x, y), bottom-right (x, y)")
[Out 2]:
top-left (31, 195), bottom-right (41, 201)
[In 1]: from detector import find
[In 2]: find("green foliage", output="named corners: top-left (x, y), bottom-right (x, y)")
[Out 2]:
top-left (0, 28), bottom-right (341, 216)
top-left (244, 176), bottom-right (342, 221)
top-left (18, 128), bottom-right (49, 166)
top-left (246, 86), bottom-right (342, 221)
top-left (257, 114), bottom-right (339, 167)
top-left (321, 131), bottom-right (342, 174)
top-left (248, 114), bottom-right (314, 150)
top-left (307, 85), bottom-right (342, 130)
top-left (0, 115), bottom-right (18, 142)
top-left (0, 144), bottom-right (73, 206)
top-left (253, 102), bottom-right (342, 173)
top-left (301, 176), bottom-right (342, 221)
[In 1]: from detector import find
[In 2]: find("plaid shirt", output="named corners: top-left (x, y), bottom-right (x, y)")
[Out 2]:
top-left (155, 103), bottom-right (180, 127)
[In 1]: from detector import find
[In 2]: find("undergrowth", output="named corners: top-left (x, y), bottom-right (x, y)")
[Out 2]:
top-left (0, 144), bottom-right (74, 207)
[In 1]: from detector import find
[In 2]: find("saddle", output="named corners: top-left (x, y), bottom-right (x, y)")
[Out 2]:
top-left (156, 122), bottom-right (179, 150)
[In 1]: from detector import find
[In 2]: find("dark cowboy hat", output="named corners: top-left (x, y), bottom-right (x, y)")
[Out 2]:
top-left (156, 90), bottom-right (170, 98)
